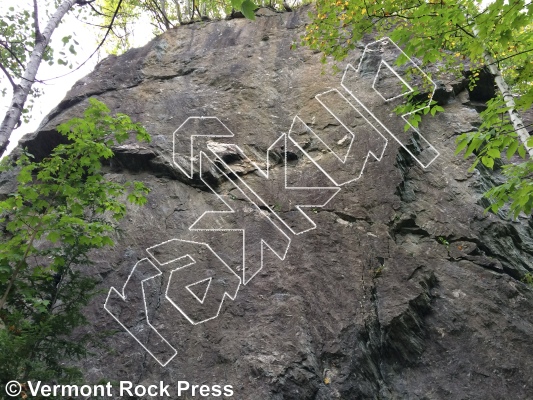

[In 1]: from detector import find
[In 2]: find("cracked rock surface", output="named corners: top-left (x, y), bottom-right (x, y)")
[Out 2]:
top-left (3, 6), bottom-right (533, 399)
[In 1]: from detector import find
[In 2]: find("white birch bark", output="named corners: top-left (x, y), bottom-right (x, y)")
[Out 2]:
top-left (0, 0), bottom-right (79, 156)
top-left (472, 26), bottom-right (533, 158)
top-left (482, 50), bottom-right (533, 158)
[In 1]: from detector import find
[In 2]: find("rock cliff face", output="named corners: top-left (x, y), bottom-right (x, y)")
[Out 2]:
top-left (6, 6), bottom-right (533, 399)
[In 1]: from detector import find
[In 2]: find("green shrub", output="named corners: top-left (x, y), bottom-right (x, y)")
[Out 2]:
top-left (0, 98), bottom-right (150, 393)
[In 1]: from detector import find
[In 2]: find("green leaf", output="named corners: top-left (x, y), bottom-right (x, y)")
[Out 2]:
top-left (465, 139), bottom-right (481, 158)
top-left (482, 156), bottom-right (494, 168)
top-left (506, 141), bottom-right (519, 159)
top-left (17, 167), bottom-right (32, 184)
top-left (518, 144), bottom-right (526, 158)
top-left (487, 148), bottom-right (501, 158)
top-left (455, 139), bottom-right (468, 155)
top-left (240, 0), bottom-right (256, 20)
top-left (101, 236), bottom-right (114, 246)
top-left (0, 264), bottom-right (11, 273)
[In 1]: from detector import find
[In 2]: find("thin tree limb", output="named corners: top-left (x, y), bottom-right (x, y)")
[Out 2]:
top-left (0, 0), bottom-right (80, 156)
top-left (0, 61), bottom-right (17, 91)
top-left (149, 0), bottom-right (175, 29)
top-left (38, 0), bottom-right (124, 83)
top-left (0, 41), bottom-right (27, 72)
top-left (33, 0), bottom-right (44, 43)
top-left (489, 48), bottom-right (533, 66)
top-left (0, 221), bottom-right (43, 310)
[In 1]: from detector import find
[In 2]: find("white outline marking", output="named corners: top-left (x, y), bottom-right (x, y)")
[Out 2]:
top-left (104, 258), bottom-right (178, 367)
top-left (107, 36), bottom-right (443, 367)
top-left (314, 89), bottom-right (357, 164)
top-left (372, 59), bottom-right (414, 102)
top-left (160, 238), bottom-right (241, 325)
top-left (304, 89), bottom-right (389, 185)
top-left (207, 134), bottom-right (340, 236)
top-left (189, 152), bottom-right (291, 285)
top-left (172, 116), bottom-right (234, 179)
top-left (146, 247), bottom-right (195, 266)
top-left (186, 277), bottom-right (212, 304)
top-left (173, 116), bottom-right (339, 236)
top-left (341, 37), bottom-right (440, 168)
top-left (287, 115), bottom-right (387, 187)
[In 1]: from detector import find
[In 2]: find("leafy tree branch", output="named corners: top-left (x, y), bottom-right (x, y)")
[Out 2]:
top-left (0, 0), bottom-right (86, 156)
top-left (304, 0), bottom-right (533, 216)
top-left (0, 98), bottom-right (150, 391)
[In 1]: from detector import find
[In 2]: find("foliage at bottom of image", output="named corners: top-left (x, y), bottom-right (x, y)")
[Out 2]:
top-left (0, 98), bottom-right (150, 397)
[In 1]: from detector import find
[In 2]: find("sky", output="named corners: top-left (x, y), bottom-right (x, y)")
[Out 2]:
top-left (0, 0), bottom-right (152, 156)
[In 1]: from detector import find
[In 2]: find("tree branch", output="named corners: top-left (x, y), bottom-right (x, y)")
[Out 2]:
top-left (474, 27), bottom-right (533, 157)
top-left (148, 0), bottom-right (175, 29)
top-left (489, 48), bottom-right (533, 67)
top-left (33, 0), bottom-right (44, 44)
top-left (0, 41), bottom-right (27, 72)
top-left (0, 0), bottom-right (80, 156)
top-left (35, 0), bottom-right (124, 83)
top-left (0, 61), bottom-right (17, 91)
top-left (455, 23), bottom-right (475, 39)
top-left (87, 1), bottom-right (107, 16)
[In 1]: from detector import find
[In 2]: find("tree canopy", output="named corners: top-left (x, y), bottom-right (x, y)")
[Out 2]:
top-left (304, 0), bottom-right (533, 217)
top-left (95, 0), bottom-right (293, 54)
top-left (0, 0), bottom-right (90, 155)
top-left (0, 0), bottom-right (261, 156)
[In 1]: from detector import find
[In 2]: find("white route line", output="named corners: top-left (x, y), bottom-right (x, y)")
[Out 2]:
top-left (172, 116), bottom-right (234, 180)
top-left (341, 37), bottom-right (440, 168)
top-left (287, 115), bottom-right (388, 187)
top-left (307, 88), bottom-right (389, 185)
top-left (186, 277), bottom-right (212, 304)
top-left (145, 242), bottom-right (237, 324)
top-left (189, 152), bottom-right (292, 285)
top-left (106, 37), bottom-right (443, 367)
top-left (372, 59), bottom-right (415, 102)
top-left (207, 133), bottom-right (340, 236)
top-left (104, 258), bottom-right (178, 367)
top-left (157, 238), bottom-right (241, 326)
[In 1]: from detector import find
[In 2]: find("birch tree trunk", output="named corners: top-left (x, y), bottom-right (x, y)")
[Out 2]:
top-left (482, 50), bottom-right (533, 158)
top-left (0, 0), bottom-right (79, 156)
top-left (472, 27), bottom-right (533, 158)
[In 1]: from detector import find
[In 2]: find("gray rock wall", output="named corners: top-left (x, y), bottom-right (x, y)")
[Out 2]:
top-left (5, 6), bottom-right (533, 399)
